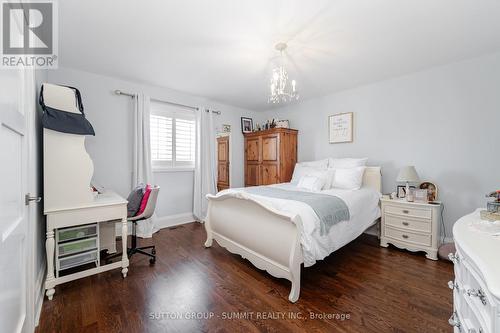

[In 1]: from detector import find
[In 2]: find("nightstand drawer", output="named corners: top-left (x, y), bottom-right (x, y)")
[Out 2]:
top-left (385, 226), bottom-right (432, 247)
top-left (384, 204), bottom-right (431, 219)
top-left (384, 214), bottom-right (431, 233)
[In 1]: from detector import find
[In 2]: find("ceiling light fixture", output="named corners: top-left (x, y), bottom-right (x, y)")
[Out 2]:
top-left (268, 42), bottom-right (299, 104)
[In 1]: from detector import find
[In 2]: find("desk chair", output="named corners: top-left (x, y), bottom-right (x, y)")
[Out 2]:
top-left (128, 185), bottom-right (160, 264)
top-left (107, 186), bottom-right (160, 265)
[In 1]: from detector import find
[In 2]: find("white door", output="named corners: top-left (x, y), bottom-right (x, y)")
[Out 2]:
top-left (0, 70), bottom-right (29, 332)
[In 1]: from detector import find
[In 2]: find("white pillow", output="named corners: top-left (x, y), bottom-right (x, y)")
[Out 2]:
top-left (329, 157), bottom-right (368, 169)
top-left (292, 165), bottom-right (334, 190)
top-left (322, 168), bottom-right (336, 190)
top-left (332, 166), bottom-right (366, 190)
top-left (297, 175), bottom-right (325, 192)
top-left (298, 159), bottom-right (329, 169)
top-left (291, 165), bottom-right (324, 184)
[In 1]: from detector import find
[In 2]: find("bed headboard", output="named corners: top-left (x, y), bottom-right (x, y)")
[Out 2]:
top-left (363, 167), bottom-right (382, 193)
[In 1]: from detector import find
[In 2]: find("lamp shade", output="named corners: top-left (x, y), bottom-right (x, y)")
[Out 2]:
top-left (396, 166), bottom-right (420, 183)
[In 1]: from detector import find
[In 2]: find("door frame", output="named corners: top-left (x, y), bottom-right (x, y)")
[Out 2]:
top-left (25, 69), bottom-right (44, 331)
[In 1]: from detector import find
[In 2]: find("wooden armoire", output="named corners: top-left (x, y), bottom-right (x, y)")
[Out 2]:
top-left (244, 128), bottom-right (298, 186)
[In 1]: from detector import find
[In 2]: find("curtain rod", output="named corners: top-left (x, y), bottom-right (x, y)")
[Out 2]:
top-left (114, 90), bottom-right (221, 114)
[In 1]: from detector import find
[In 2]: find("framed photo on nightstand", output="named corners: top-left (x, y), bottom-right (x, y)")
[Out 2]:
top-left (397, 185), bottom-right (406, 198)
top-left (397, 185), bottom-right (416, 198)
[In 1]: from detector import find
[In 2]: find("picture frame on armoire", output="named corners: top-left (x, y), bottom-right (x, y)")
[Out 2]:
top-left (241, 117), bottom-right (253, 133)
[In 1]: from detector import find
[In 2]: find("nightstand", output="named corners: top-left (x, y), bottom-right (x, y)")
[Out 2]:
top-left (380, 198), bottom-right (441, 260)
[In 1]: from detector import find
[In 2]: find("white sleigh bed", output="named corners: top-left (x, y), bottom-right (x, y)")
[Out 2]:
top-left (204, 166), bottom-right (382, 302)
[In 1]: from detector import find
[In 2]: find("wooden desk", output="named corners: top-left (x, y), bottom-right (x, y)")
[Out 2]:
top-left (44, 191), bottom-right (129, 300)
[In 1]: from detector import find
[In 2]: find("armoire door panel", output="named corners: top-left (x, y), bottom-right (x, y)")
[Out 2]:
top-left (218, 141), bottom-right (228, 162)
top-left (262, 135), bottom-right (278, 162)
top-left (260, 164), bottom-right (279, 185)
top-left (245, 164), bottom-right (260, 186)
top-left (245, 138), bottom-right (260, 162)
top-left (217, 136), bottom-right (230, 191)
top-left (218, 164), bottom-right (228, 183)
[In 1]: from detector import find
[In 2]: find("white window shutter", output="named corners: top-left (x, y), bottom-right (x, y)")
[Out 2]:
top-left (150, 101), bottom-right (196, 169)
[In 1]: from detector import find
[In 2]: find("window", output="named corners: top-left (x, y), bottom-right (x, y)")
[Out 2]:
top-left (150, 101), bottom-right (196, 170)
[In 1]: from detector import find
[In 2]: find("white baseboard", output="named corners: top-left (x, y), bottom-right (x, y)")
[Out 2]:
top-left (34, 261), bottom-right (46, 327)
top-left (114, 212), bottom-right (196, 237)
top-left (154, 212), bottom-right (197, 230)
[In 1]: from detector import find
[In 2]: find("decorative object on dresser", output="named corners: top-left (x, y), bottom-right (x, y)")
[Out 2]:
top-left (396, 166), bottom-right (420, 202)
top-left (414, 189), bottom-right (429, 203)
top-left (419, 181), bottom-right (438, 202)
top-left (449, 209), bottom-right (500, 333)
top-left (380, 198), bottom-right (441, 260)
top-left (329, 112), bottom-right (353, 143)
top-left (244, 128), bottom-right (298, 186)
top-left (275, 119), bottom-right (290, 128)
top-left (241, 117), bottom-right (253, 133)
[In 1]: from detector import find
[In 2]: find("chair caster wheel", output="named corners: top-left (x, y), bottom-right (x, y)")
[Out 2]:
top-left (149, 258), bottom-right (156, 265)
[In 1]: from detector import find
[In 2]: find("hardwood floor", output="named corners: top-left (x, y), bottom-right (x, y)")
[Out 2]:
top-left (37, 222), bottom-right (453, 333)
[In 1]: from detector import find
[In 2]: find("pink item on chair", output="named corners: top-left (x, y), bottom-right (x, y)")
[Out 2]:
top-left (136, 184), bottom-right (151, 216)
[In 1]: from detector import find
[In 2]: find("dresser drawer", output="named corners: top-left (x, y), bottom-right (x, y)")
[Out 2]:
top-left (385, 214), bottom-right (431, 233)
top-left (384, 226), bottom-right (432, 247)
top-left (384, 204), bottom-right (431, 219)
top-left (454, 292), bottom-right (489, 333)
top-left (460, 260), bottom-right (495, 332)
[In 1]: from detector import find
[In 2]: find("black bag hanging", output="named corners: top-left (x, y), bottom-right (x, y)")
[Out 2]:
top-left (40, 84), bottom-right (95, 136)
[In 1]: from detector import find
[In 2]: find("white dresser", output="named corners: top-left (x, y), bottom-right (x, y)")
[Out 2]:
top-left (449, 209), bottom-right (500, 333)
top-left (380, 198), bottom-right (441, 260)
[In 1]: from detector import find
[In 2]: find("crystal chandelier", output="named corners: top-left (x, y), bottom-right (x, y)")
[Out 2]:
top-left (268, 42), bottom-right (299, 104)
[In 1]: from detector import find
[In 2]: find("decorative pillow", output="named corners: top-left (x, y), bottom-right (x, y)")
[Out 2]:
top-left (136, 184), bottom-right (152, 216)
top-left (126, 184), bottom-right (146, 217)
top-left (332, 167), bottom-right (366, 190)
top-left (298, 159), bottom-right (329, 169)
top-left (291, 165), bottom-right (325, 184)
top-left (297, 175), bottom-right (325, 192)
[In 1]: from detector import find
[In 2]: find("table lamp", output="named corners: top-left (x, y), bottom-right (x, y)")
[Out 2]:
top-left (397, 166), bottom-right (420, 201)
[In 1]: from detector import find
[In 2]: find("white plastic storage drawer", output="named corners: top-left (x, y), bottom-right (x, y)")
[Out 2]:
top-left (57, 224), bottom-right (97, 242)
top-left (57, 250), bottom-right (98, 271)
top-left (58, 237), bottom-right (98, 257)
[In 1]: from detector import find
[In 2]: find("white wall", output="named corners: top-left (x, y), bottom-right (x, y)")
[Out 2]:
top-left (47, 67), bottom-right (260, 224)
top-left (263, 52), bottom-right (500, 239)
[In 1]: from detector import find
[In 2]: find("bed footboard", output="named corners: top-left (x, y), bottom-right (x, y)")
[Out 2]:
top-left (204, 195), bottom-right (303, 302)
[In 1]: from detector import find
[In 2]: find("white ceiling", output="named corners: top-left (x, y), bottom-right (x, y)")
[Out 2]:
top-left (59, 0), bottom-right (500, 111)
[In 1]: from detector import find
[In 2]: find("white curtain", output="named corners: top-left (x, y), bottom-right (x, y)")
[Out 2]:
top-left (132, 93), bottom-right (155, 238)
top-left (193, 108), bottom-right (217, 221)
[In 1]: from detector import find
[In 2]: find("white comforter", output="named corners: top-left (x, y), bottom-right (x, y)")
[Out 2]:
top-left (217, 183), bottom-right (381, 267)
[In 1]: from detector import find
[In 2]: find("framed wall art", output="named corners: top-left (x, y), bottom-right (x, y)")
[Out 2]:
top-left (329, 112), bottom-right (353, 143)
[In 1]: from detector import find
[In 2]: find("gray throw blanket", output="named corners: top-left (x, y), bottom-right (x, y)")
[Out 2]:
top-left (243, 186), bottom-right (350, 236)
